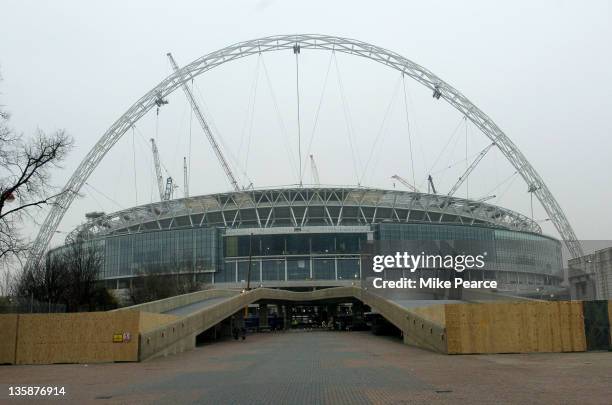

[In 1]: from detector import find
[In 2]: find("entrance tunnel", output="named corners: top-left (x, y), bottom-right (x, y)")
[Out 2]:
top-left (195, 297), bottom-right (402, 346)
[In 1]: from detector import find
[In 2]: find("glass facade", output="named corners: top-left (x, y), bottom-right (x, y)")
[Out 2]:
top-left (223, 233), bottom-right (366, 257)
top-left (102, 227), bottom-right (219, 278)
top-left (376, 223), bottom-right (563, 277)
top-left (220, 233), bottom-right (365, 283)
top-left (78, 216), bottom-right (560, 290)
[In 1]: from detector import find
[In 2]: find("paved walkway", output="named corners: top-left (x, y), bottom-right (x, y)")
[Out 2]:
top-left (1, 331), bottom-right (611, 404)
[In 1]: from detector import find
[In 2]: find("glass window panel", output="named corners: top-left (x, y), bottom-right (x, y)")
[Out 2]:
top-left (262, 259), bottom-right (285, 281)
top-left (221, 261), bottom-right (236, 283)
top-left (287, 257), bottom-right (310, 280)
top-left (286, 234), bottom-right (309, 255)
top-left (337, 259), bottom-right (360, 280)
top-left (261, 235), bottom-right (285, 255)
top-left (225, 236), bottom-right (238, 257)
top-left (336, 234), bottom-right (362, 253)
top-left (311, 234), bottom-right (335, 254)
top-left (313, 258), bottom-right (335, 280)
top-left (238, 260), bottom-right (261, 282)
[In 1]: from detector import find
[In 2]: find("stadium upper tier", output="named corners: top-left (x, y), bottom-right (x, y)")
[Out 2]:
top-left (69, 187), bottom-right (541, 240)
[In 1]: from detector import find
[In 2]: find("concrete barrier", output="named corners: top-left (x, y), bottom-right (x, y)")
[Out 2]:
top-left (113, 288), bottom-right (239, 314)
top-left (139, 312), bottom-right (180, 333)
top-left (357, 289), bottom-right (448, 353)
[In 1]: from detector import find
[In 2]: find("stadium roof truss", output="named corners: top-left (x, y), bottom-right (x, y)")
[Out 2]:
top-left (68, 188), bottom-right (541, 240)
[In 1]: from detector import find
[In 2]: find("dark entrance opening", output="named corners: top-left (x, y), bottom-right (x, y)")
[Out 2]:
top-left (583, 300), bottom-right (611, 351)
top-left (364, 312), bottom-right (402, 337)
top-left (193, 297), bottom-right (404, 346)
top-left (195, 313), bottom-right (242, 346)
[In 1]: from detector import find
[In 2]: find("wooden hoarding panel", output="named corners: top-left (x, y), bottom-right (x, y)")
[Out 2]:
top-left (445, 301), bottom-right (586, 354)
top-left (15, 311), bottom-right (140, 365)
top-left (0, 314), bottom-right (18, 364)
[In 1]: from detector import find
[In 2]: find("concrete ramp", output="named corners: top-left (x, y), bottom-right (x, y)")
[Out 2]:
top-left (135, 287), bottom-right (452, 360)
top-left (163, 297), bottom-right (237, 317)
top-left (117, 287), bottom-right (589, 361)
top-left (113, 288), bottom-right (240, 315)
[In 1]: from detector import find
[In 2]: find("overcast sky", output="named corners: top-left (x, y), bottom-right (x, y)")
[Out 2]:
top-left (1, 0), bottom-right (611, 249)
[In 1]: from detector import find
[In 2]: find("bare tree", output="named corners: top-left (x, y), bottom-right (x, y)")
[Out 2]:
top-left (13, 251), bottom-right (66, 304)
top-left (128, 268), bottom-right (203, 305)
top-left (14, 233), bottom-right (115, 312)
top-left (0, 264), bottom-right (12, 296)
top-left (128, 271), bottom-right (173, 305)
top-left (59, 234), bottom-right (105, 311)
top-left (0, 77), bottom-right (74, 265)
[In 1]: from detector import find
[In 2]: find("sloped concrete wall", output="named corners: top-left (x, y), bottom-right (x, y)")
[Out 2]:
top-left (139, 312), bottom-right (180, 333)
top-left (113, 288), bottom-right (239, 314)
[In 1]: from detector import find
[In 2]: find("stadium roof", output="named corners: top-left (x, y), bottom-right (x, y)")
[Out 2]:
top-left (68, 187), bottom-right (542, 241)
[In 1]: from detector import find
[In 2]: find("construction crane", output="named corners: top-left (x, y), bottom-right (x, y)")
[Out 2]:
top-left (167, 53), bottom-right (240, 192)
top-left (476, 195), bottom-right (496, 202)
top-left (150, 138), bottom-right (165, 201)
top-left (183, 157), bottom-right (189, 198)
top-left (447, 142), bottom-right (496, 197)
top-left (391, 174), bottom-right (419, 193)
top-left (150, 138), bottom-right (176, 201)
top-left (163, 177), bottom-right (176, 200)
top-left (310, 154), bottom-right (320, 186)
top-left (427, 175), bottom-right (437, 194)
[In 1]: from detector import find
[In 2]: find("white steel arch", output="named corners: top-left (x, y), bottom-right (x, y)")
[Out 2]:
top-left (27, 34), bottom-right (583, 269)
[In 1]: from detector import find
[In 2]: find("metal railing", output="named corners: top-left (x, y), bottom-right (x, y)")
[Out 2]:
top-left (0, 296), bottom-right (66, 314)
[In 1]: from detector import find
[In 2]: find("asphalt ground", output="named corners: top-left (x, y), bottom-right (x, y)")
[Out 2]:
top-left (1, 331), bottom-right (610, 404)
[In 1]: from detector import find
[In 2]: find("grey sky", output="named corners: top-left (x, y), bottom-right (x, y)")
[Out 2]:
top-left (0, 0), bottom-right (610, 249)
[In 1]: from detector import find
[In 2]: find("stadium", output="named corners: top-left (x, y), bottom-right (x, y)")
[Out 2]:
top-left (55, 186), bottom-right (563, 296)
top-left (35, 35), bottom-right (577, 301)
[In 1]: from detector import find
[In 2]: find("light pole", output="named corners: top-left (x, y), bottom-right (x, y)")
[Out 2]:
top-left (244, 233), bottom-right (253, 320)
top-left (246, 232), bottom-right (253, 291)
